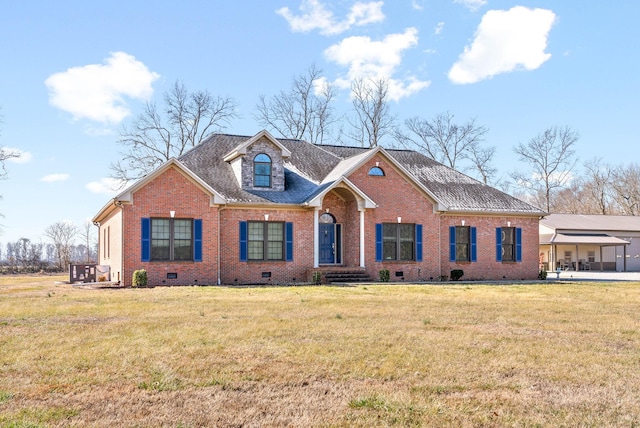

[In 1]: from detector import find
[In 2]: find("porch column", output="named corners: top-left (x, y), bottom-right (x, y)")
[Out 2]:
top-left (599, 246), bottom-right (603, 271)
top-left (313, 209), bottom-right (319, 268)
top-left (359, 209), bottom-right (365, 268)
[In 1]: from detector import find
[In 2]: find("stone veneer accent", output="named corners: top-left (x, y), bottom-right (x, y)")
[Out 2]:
top-left (240, 137), bottom-right (285, 191)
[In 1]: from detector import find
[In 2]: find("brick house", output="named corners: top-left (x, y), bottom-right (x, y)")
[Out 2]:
top-left (92, 130), bottom-right (545, 286)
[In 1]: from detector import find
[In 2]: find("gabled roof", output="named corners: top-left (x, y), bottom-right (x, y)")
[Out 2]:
top-left (223, 129), bottom-right (291, 162)
top-left (171, 131), bottom-right (544, 215)
top-left (305, 176), bottom-right (377, 210)
top-left (92, 158), bottom-right (228, 223)
top-left (321, 146), bottom-right (445, 210)
top-left (318, 145), bottom-right (544, 215)
top-left (115, 158), bottom-right (226, 205)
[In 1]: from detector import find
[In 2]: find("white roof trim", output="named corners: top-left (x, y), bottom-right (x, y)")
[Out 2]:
top-left (223, 129), bottom-right (292, 162)
top-left (323, 146), bottom-right (447, 211)
top-left (306, 177), bottom-right (377, 210)
top-left (116, 158), bottom-right (227, 206)
top-left (541, 233), bottom-right (630, 246)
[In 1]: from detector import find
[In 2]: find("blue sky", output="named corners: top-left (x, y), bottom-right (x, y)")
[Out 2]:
top-left (1, 0), bottom-right (638, 245)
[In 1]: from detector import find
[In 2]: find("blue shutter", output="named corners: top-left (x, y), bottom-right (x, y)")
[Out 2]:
top-left (449, 226), bottom-right (456, 262)
top-left (239, 221), bottom-right (248, 262)
top-left (516, 227), bottom-right (522, 262)
top-left (193, 219), bottom-right (202, 262)
top-left (285, 222), bottom-right (293, 261)
top-left (470, 227), bottom-right (477, 262)
top-left (496, 227), bottom-right (502, 262)
top-left (415, 224), bottom-right (423, 262)
top-left (141, 218), bottom-right (150, 262)
top-left (375, 224), bottom-right (383, 262)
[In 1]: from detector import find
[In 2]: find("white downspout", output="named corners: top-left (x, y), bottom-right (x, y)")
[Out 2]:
top-left (359, 209), bottom-right (365, 268)
top-left (313, 208), bottom-right (320, 268)
top-left (217, 206), bottom-right (224, 285)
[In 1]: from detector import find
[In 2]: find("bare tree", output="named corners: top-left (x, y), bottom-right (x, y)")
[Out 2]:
top-left (79, 220), bottom-right (97, 262)
top-left (394, 112), bottom-right (493, 182)
top-left (256, 64), bottom-right (337, 145)
top-left (610, 163), bottom-right (640, 215)
top-left (0, 107), bottom-right (21, 182)
top-left (511, 126), bottom-right (580, 213)
top-left (581, 158), bottom-right (613, 214)
top-left (44, 221), bottom-right (78, 271)
top-left (111, 80), bottom-right (238, 184)
top-left (347, 77), bottom-right (395, 147)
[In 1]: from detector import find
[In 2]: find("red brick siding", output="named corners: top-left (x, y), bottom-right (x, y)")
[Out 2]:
top-left (440, 215), bottom-right (540, 280)
top-left (219, 208), bottom-right (313, 285)
top-left (121, 167), bottom-right (219, 287)
top-left (117, 155), bottom-right (540, 285)
top-left (348, 155), bottom-right (442, 282)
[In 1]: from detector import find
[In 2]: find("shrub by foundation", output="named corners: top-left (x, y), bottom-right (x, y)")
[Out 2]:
top-left (132, 269), bottom-right (147, 287)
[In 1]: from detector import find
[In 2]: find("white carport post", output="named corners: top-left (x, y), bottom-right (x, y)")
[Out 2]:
top-left (359, 209), bottom-right (365, 268)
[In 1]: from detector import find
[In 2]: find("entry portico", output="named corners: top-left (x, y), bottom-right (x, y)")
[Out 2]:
top-left (305, 178), bottom-right (377, 268)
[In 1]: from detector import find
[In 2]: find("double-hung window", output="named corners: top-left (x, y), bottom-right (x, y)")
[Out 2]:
top-left (501, 227), bottom-right (515, 262)
top-left (151, 218), bottom-right (193, 261)
top-left (239, 221), bottom-right (293, 262)
top-left (383, 223), bottom-right (415, 261)
top-left (449, 225), bottom-right (477, 262)
top-left (375, 223), bottom-right (423, 262)
top-left (248, 221), bottom-right (284, 261)
top-left (456, 226), bottom-right (470, 262)
top-left (141, 218), bottom-right (202, 262)
top-left (496, 226), bottom-right (522, 262)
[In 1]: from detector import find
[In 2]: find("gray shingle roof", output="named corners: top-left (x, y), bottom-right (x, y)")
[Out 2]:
top-left (541, 213), bottom-right (640, 232)
top-left (178, 133), bottom-right (544, 215)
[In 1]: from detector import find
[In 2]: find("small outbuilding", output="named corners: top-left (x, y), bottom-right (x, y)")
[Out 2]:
top-left (539, 214), bottom-right (638, 272)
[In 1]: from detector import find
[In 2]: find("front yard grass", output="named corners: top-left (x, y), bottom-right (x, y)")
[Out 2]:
top-left (1, 275), bottom-right (639, 427)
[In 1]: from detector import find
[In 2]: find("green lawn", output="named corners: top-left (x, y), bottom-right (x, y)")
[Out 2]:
top-left (1, 276), bottom-right (639, 427)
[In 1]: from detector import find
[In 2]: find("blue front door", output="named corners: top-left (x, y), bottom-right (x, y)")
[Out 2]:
top-left (319, 224), bottom-right (335, 264)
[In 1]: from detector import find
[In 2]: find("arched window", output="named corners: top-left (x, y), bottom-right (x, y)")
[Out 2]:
top-left (319, 213), bottom-right (336, 223)
top-left (254, 153), bottom-right (272, 187)
top-left (368, 166), bottom-right (385, 176)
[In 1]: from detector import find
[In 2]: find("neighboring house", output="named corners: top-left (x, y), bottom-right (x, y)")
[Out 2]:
top-left (540, 213), bottom-right (638, 272)
top-left (92, 130), bottom-right (545, 286)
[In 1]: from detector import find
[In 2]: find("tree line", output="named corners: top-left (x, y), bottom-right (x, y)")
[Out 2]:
top-left (0, 221), bottom-right (96, 274)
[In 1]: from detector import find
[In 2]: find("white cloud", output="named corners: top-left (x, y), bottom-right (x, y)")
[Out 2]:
top-left (323, 27), bottom-right (430, 100)
top-left (448, 6), bottom-right (556, 84)
top-left (411, 0), bottom-right (424, 11)
top-left (435, 22), bottom-right (445, 35)
top-left (277, 0), bottom-right (384, 36)
top-left (40, 173), bottom-right (69, 183)
top-left (85, 177), bottom-right (127, 195)
top-left (454, 0), bottom-right (487, 12)
top-left (45, 51), bottom-right (160, 124)
top-left (3, 147), bottom-right (32, 164)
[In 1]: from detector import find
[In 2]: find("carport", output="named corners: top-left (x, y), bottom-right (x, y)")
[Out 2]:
top-left (540, 233), bottom-right (630, 271)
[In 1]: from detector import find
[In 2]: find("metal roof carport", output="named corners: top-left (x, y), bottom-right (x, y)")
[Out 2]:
top-left (540, 233), bottom-right (630, 272)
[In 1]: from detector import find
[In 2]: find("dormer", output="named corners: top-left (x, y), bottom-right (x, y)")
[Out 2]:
top-left (223, 130), bottom-right (291, 192)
